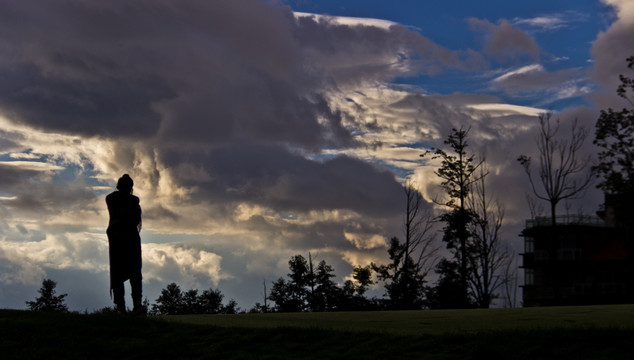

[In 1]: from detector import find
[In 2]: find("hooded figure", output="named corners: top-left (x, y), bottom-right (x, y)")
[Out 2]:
top-left (106, 174), bottom-right (144, 314)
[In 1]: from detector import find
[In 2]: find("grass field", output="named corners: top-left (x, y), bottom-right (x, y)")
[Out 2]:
top-left (2, 305), bottom-right (634, 359)
top-left (166, 304), bottom-right (634, 335)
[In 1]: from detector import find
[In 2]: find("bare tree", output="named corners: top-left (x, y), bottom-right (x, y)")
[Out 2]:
top-left (518, 113), bottom-right (593, 226)
top-left (525, 194), bottom-right (545, 220)
top-left (263, 279), bottom-right (268, 313)
top-left (502, 254), bottom-right (519, 308)
top-left (373, 182), bottom-right (438, 309)
top-left (403, 181), bottom-right (439, 280)
top-left (466, 164), bottom-right (512, 308)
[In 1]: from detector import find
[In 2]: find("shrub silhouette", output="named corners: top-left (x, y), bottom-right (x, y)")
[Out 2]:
top-left (26, 279), bottom-right (69, 312)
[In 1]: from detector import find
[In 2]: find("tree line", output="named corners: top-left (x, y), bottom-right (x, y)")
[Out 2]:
top-left (25, 279), bottom-right (241, 315)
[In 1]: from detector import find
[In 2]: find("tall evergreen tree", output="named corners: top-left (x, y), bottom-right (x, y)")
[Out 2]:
top-left (313, 260), bottom-right (339, 311)
top-left (287, 254), bottom-right (311, 311)
top-left (268, 255), bottom-right (312, 312)
top-left (425, 127), bottom-right (483, 308)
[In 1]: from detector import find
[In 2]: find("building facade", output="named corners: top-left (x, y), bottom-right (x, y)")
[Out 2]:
top-left (520, 215), bottom-right (634, 307)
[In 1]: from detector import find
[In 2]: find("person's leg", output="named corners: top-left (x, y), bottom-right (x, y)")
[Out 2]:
top-left (130, 273), bottom-right (142, 305)
top-left (130, 262), bottom-right (145, 314)
top-left (112, 281), bottom-right (126, 313)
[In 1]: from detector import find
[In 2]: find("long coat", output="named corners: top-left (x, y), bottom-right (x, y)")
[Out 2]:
top-left (106, 191), bottom-right (142, 291)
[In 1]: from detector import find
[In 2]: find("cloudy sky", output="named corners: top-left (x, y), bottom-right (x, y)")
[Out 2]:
top-left (1, 0), bottom-right (632, 311)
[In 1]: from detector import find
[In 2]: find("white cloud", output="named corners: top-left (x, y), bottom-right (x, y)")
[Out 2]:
top-left (0, 233), bottom-right (109, 283)
top-left (344, 231), bottom-right (387, 250)
top-left (0, 161), bottom-right (65, 172)
top-left (493, 64), bottom-right (544, 83)
top-left (466, 103), bottom-right (544, 117)
top-left (294, 11), bottom-right (397, 30)
top-left (142, 243), bottom-right (231, 286)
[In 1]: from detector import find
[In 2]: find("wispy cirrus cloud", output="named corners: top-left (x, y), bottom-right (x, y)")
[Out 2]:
top-left (490, 64), bottom-right (591, 104)
top-left (511, 11), bottom-right (589, 32)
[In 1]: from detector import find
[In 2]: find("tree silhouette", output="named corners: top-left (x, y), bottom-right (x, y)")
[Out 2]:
top-left (372, 183), bottom-right (437, 310)
top-left (152, 282), bottom-right (231, 315)
top-left (313, 260), bottom-right (339, 311)
top-left (373, 237), bottom-right (427, 309)
top-left (221, 299), bottom-right (240, 314)
top-left (26, 279), bottom-right (69, 312)
top-left (268, 254), bottom-right (376, 312)
top-left (594, 56), bottom-right (634, 223)
top-left (425, 259), bottom-right (467, 309)
top-left (351, 265), bottom-right (373, 296)
top-left (518, 112), bottom-right (593, 226)
top-left (288, 255), bottom-right (311, 310)
top-left (153, 282), bottom-right (184, 315)
top-left (424, 127), bottom-right (483, 308)
top-left (466, 164), bottom-right (512, 308)
top-left (268, 277), bottom-right (298, 312)
top-left (198, 288), bottom-right (225, 314)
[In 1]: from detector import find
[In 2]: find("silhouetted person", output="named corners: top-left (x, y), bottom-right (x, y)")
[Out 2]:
top-left (106, 174), bottom-right (145, 314)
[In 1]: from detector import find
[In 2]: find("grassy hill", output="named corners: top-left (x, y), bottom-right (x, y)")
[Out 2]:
top-left (2, 305), bottom-right (634, 359)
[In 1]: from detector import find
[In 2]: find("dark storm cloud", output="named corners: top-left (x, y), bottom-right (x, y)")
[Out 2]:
top-left (160, 143), bottom-right (403, 217)
top-left (0, 0), bottom-right (474, 148)
top-left (0, 0), bottom-right (433, 222)
top-left (0, 0), bottom-right (339, 146)
top-left (293, 15), bottom-right (469, 81)
top-left (0, 62), bottom-right (175, 137)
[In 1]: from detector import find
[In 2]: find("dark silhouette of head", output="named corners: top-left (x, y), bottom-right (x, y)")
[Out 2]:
top-left (116, 174), bottom-right (134, 194)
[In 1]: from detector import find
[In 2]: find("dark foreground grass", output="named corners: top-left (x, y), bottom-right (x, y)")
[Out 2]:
top-left (1, 308), bottom-right (634, 359)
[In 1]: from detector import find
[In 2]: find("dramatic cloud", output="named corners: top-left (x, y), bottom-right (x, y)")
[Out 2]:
top-left (0, 0), bottom-right (630, 310)
top-left (0, 0), bottom-right (464, 309)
